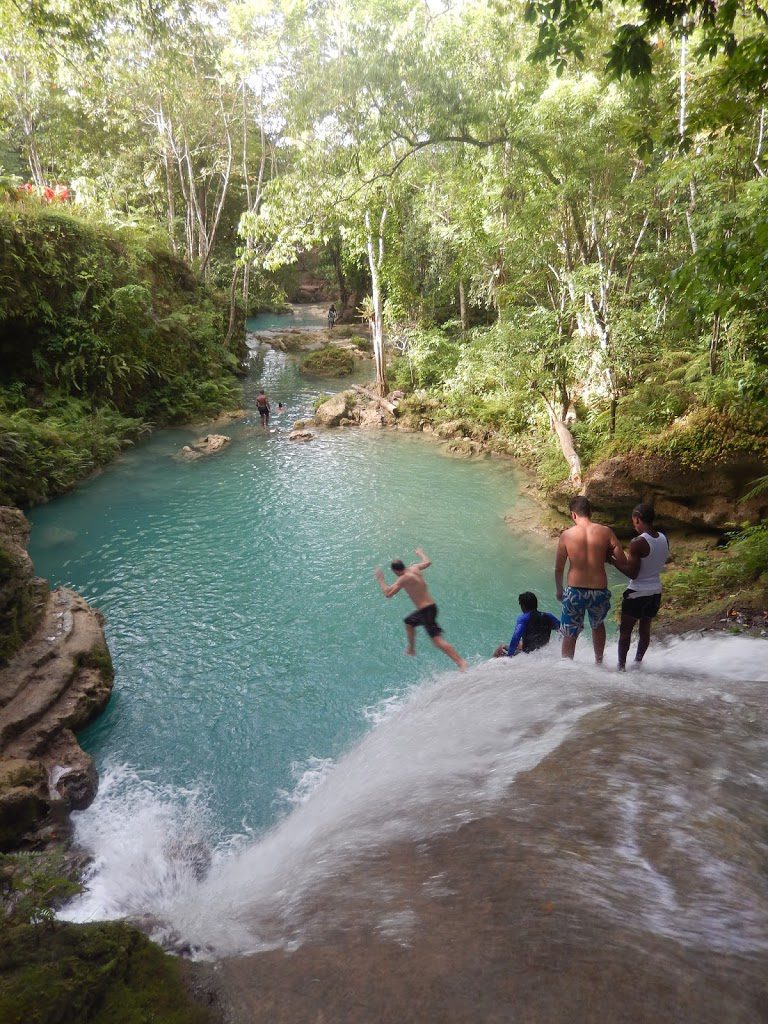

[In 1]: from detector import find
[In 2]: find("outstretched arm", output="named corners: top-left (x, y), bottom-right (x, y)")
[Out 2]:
top-left (374, 567), bottom-right (403, 598)
top-left (413, 547), bottom-right (431, 570)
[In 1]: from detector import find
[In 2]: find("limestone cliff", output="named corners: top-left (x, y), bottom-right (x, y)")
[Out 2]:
top-left (581, 452), bottom-right (768, 533)
top-left (0, 507), bottom-right (113, 851)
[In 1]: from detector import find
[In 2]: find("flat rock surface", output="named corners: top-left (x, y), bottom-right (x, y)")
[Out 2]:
top-left (195, 697), bottom-right (768, 1024)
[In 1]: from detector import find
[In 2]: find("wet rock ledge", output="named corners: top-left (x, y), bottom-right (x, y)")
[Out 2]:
top-left (0, 506), bottom-right (113, 851)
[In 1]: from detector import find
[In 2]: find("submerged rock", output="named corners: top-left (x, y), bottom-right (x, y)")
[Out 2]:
top-left (289, 430), bottom-right (315, 443)
top-left (179, 434), bottom-right (232, 459)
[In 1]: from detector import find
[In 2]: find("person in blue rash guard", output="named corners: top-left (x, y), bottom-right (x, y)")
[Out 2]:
top-left (494, 592), bottom-right (560, 657)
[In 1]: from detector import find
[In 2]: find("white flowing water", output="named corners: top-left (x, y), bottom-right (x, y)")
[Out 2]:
top-left (60, 634), bottom-right (768, 961)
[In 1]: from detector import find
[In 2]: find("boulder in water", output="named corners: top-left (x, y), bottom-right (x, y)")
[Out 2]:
top-left (179, 434), bottom-right (231, 460)
top-left (358, 405), bottom-right (395, 429)
top-left (314, 392), bottom-right (354, 427)
top-left (289, 430), bottom-right (315, 443)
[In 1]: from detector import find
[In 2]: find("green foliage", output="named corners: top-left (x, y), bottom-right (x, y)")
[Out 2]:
top-left (521, 0), bottom-right (768, 87)
top-left (301, 347), bottom-right (355, 377)
top-left (0, 206), bottom-right (243, 505)
top-left (664, 521), bottom-right (768, 610)
top-left (0, 391), bottom-right (143, 507)
top-left (389, 329), bottom-right (463, 390)
top-left (607, 406), bottom-right (768, 468)
top-left (0, 851), bottom-right (81, 930)
top-left (0, 919), bottom-right (212, 1024)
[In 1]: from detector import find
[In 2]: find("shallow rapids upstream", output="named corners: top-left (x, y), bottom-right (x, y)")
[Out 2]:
top-left (61, 633), bottom-right (768, 971)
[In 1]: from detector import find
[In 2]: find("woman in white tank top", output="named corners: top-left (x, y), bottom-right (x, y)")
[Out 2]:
top-left (612, 503), bottom-right (669, 670)
top-left (627, 530), bottom-right (669, 597)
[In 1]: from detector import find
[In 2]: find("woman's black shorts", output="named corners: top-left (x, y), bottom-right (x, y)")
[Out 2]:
top-left (621, 590), bottom-right (662, 619)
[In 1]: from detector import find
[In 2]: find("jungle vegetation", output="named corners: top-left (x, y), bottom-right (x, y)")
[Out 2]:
top-left (2, 0), bottom-right (766, 504)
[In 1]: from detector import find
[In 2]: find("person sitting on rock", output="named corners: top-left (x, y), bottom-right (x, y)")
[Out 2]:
top-left (493, 591), bottom-right (560, 657)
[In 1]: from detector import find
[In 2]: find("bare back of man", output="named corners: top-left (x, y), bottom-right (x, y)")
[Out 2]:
top-left (555, 497), bottom-right (621, 663)
top-left (396, 566), bottom-right (434, 609)
top-left (559, 521), bottom-right (617, 590)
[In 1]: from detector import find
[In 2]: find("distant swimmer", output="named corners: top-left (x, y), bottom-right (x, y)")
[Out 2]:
top-left (611, 503), bottom-right (670, 670)
top-left (256, 389), bottom-right (270, 426)
top-left (375, 548), bottom-right (467, 671)
top-left (555, 496), bottom-right (622, 664)
top-left (493, 591), bottom-right (560, 657)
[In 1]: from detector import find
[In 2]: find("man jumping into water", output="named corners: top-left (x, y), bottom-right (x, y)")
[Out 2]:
top-left (375, 548), bottom-right (467, 671)
top-left (555, 496), bottom-right (622, 664)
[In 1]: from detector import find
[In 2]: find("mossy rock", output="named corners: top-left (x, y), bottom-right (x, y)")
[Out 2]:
top-left (76, 642), bottom-right (115, 683)
top-left (301, 346), bottom-right (355, 377)
top-left (0, 509), bottom-right (48, 666)
top-left (0, 761), bottom-right (50, 851)
top-left (0, 922), bottom-right (213, 1024)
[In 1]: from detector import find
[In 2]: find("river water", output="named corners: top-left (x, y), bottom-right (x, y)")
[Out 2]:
top-left (27, 342), bottom-right (768, 1009)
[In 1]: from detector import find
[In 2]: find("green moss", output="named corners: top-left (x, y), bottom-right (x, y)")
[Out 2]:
top-left (0, 922), bottom-right (212, 1024)
top-left (301, 346), bottom-right (355, 377)
top-left (603, 406), bottom-right (768, 469)
top-left (664, 521), bottom-right (768, 611)
top-left (0, 573), bottom-right (44, 666)
top-left (76, 643), bottom-right (115, 683)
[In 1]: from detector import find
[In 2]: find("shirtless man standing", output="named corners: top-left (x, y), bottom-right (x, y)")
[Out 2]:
top-left (375, 548), bottom-right (467, 671)
top-left (555, 496), bottom-right (622, 663)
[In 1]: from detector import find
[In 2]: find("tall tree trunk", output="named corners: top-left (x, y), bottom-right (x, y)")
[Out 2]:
top-left (678, 29), bottom-right (688, 142)
top-left (459, 280), bottom-right (467, 331)
top-left (225, 264), bottom-right (242, 349)
top-left (365, 206), bottom-right (388, 396)
top-left (541, 394), bottom-right (582, 485)
top-left (755, 107), bottom-right (766, 177)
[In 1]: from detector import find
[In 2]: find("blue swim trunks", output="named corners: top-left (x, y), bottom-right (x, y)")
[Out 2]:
top-left (560, 587), bottom-right (611, 637)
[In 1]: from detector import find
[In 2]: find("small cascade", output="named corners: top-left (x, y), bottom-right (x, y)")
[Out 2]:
top-left (62, 635), bottom-right (768, 961)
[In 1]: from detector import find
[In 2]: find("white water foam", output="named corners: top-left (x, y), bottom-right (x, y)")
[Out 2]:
top-left (62, 634), bottom-right (767, 956)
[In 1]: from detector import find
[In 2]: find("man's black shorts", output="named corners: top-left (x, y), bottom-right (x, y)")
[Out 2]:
top-left (621, 590), bottom-right (662, 619)
top-left (404, 603), bottom-right (443, 637)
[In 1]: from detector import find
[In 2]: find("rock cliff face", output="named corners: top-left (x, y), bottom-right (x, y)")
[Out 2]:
top-left (0, 507), bottom-right (113, 850)
top-left (573, 453), bottom-right (768, 534)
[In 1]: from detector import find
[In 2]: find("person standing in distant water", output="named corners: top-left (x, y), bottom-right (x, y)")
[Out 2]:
top-left (256, 389), bottom-right (270, 426)
top-left (555, 495), bottom-right (622, 663)
top-left (493, 591), bottom-right (560, 657)
top-left (375, 548), bottom-right (467, 670)
top-left (612, 503), bottom-right (670, 670)
top-left (327, 304), bottom-right (337, 328)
